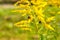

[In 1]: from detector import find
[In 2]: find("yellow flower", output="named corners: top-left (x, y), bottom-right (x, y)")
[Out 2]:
top-left (36, 9), bottom-right (45, 17)
top-left (45, 23), bottom-right (55, 31)
top-left (37, 1), bottom-right (47, 8)
top-left (13, 0), bottom-right (56, 31)
top-left (28, 15), bottom-right (34, 22)
top-left (47, 0), bottom-right (60, 6)
top-left (14, 20), bottom-right (29, 27)
top-left (31, 0), bottom-right (47, 5)
top-left (33, 6), bottom-right (45, 17)
top-left (14, 1), bottom-right (21, 6)
top-left (38, 16), bottom-right (46, 23)
top-left (46, 16), bottom-right (55, 23)
top-left (14, 0), bottom-right (30, 8)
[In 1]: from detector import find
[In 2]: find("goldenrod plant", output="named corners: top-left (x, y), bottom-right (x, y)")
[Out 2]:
top-left (13, 0), bottom-right (60, 40)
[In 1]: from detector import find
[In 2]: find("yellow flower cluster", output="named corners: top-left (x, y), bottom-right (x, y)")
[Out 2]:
top-left (13, 0), bottom-right (59, 31)
top-left (47, 0), bottom-right (60, 7)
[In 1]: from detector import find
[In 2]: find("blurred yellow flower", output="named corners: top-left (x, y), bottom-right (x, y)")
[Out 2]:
top-left (47, 0), bottom-right (60, 7)
top-left (14, 20), bottom-right (29, 27)
top-left (13, 0), bottom-right (56, 31)
top-left (57, 11), bottom-right (60, 14)
top-left (27, 15), bottom-right (34, 22)
top-left (38, 16), bottom-right (46, 23)
top-left (45, 23), bottom-right (55, 31)
top-left (46, 16), bottom-right (55, 23)
top-left (14, 15), bottom-right (34, 27)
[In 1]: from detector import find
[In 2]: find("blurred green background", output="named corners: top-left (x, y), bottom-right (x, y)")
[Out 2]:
top-left (0, 0), bottom-right (17, 4)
